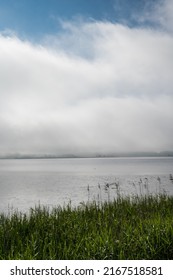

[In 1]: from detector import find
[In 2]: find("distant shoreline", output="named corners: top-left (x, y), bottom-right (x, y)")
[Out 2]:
top-left (0, 152), bottom-right (173, 160)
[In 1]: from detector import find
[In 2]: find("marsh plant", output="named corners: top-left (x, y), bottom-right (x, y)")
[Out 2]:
top-left (0, 177), bottom-right (173, 260)
top-left (170, 174), bottom-right (173, 183)
top-left (86, 176), bottom-right (159, 205)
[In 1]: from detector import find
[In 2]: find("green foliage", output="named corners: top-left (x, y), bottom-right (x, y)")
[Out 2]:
top-left (0, 194), bottom-right (173, 259)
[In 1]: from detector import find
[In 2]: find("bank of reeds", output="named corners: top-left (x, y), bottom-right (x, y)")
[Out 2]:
top-left (0, 193), bottom-right (173, 259)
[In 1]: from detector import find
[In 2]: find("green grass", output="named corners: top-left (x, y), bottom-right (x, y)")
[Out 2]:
top-left (0, 193), bottom-right (173, 259)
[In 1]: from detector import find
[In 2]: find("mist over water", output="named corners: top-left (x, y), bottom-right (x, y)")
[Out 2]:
top-left (0, 157), bottom-right (173, 214)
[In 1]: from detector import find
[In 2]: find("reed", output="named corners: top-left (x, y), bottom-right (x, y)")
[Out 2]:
top-left (0, 191), bottom-right (173, 260)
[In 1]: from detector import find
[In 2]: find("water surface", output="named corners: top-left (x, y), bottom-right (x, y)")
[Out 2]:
top-left (0, 157), bottom-right (173, 213)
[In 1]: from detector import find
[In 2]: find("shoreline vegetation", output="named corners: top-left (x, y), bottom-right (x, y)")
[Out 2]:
top-left (1, 190), bottom-right (173, 260)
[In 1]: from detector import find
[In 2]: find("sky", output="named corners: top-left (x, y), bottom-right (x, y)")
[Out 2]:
top-left (0, 0), bottom-right (173, 156)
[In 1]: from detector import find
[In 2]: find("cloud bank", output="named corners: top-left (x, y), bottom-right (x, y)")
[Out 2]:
top-left (0, 0), bottom-right (173, 155)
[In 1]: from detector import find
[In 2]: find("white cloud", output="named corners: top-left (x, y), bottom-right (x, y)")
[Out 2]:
top-left (0, 12), bottom-right (173, 155)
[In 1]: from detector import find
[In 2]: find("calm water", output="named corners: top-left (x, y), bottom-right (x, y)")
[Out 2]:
top-left (0, 157), bottom-right (173, 213)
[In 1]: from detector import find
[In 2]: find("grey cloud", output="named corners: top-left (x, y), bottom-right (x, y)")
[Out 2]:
top-left (0, 14), bottom-right (173, 155)
top-left (136, 0), bottom-right (173, 34)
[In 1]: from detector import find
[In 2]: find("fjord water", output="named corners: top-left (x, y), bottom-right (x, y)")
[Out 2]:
top-left (0, 157), bottom-right (173, 214)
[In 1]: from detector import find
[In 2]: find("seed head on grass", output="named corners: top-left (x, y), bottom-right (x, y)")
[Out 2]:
top-left (87, 184), bottom-right (91, 203)
top-left (170, 174), bottom-right (173, 183)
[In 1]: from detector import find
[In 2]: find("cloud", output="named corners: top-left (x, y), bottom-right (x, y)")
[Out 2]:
top-left (136, 0), bottom-right (173, 34)
top-left (154, 0), bottom-right (173, 33)
top-left (0, 10), bottom-right (173, 155)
